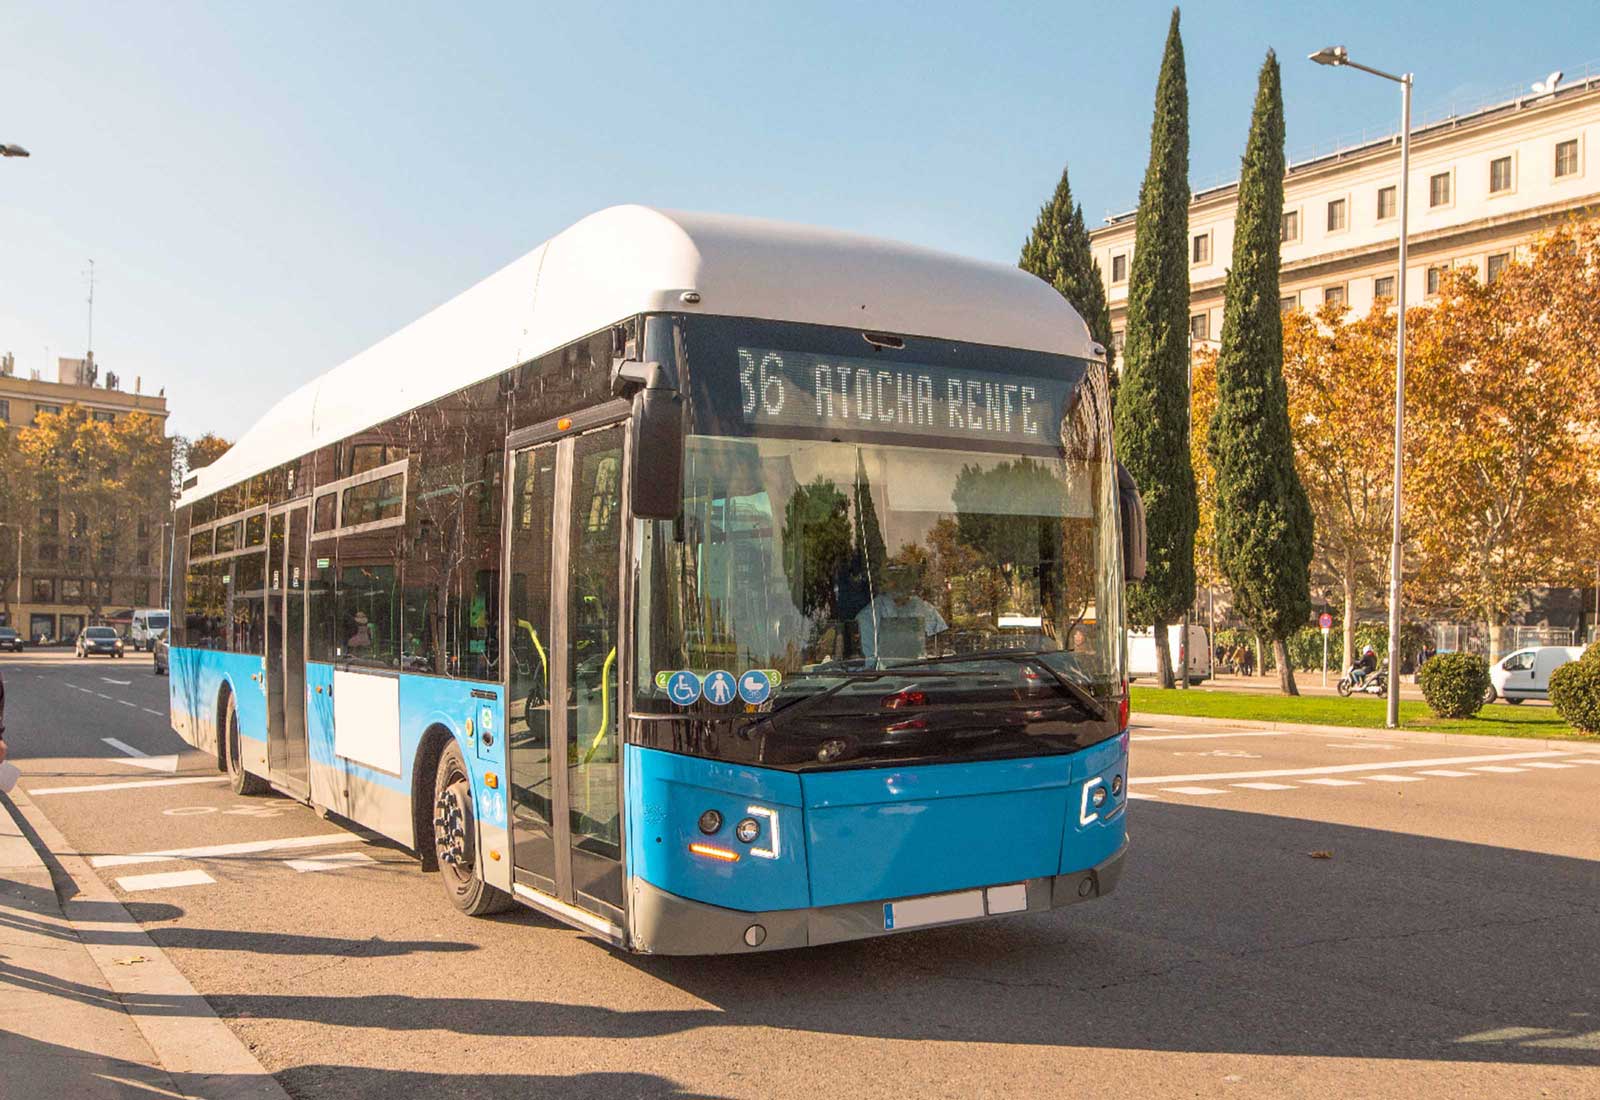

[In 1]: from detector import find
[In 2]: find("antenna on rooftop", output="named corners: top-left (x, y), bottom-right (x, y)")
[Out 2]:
top-left (85, 258), bottom-right (95, 357)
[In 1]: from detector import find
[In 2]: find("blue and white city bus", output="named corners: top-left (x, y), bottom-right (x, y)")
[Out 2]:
top-left (168, 206), bottom-right (1147, 953)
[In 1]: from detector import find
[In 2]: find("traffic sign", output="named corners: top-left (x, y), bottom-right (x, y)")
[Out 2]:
top-left (1319, 612), bottom-right (1333, 632)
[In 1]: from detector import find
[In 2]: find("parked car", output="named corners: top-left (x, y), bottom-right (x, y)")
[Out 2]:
top-left (75, 626), bottom-right (125, 659)
top-left (1486, 645), bottom-right (1584, 704)
top-left (130, 609), bottom-right (171, 652)
top-left (1128, 624), bottom-right (1213, 685)
top-left (152, 633), bottom-right (169, 676)
top-left (0, 627), bottom-right (23, 653)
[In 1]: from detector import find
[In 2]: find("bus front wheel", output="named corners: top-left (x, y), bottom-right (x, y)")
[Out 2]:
top-left (224, 693), bottom-right (269, 796)
top-left (432, 740), bottom-right (513, 916)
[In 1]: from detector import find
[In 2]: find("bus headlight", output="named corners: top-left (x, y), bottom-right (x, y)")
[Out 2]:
top-left (698, 809), bottom-right (722, 835)
top-left (735, 817), bottom-right (760, 844)
top-left (1091, 786), bottom-right (1108, 808)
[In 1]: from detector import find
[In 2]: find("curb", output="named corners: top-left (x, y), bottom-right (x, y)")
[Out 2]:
top-left (4, 784), bottom-right (292, 1100)
top-left (1130, 711), bottom-right (1600, 754)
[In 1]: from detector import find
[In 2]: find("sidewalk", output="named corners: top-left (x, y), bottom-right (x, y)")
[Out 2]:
top-left (0, 788), bottom-right (289, 1099)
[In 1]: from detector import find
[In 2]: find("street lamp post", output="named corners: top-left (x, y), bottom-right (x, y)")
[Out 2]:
top-left (1311, 44), bottom-right (1412, 729)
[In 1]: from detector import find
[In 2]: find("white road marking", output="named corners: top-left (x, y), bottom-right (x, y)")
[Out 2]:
top-left (118, 699), bottom-right (137, 708)
top-left (1128, 749), bottom-right (1570, 786)
top-left (1232, 782), bottom-right (1297, 790)
top-left (1569, 758), bottom-right (1600, 765)
top-left (100, 677), bottom-right (131, 686)
top-left (1366, 774), bottom-right (1425, 783)
top-left (141, 708), bottom-right (164, 716)
top-left (1161, 786), bottom-right (1229, 796)
top-left (29, 776), bottom-right (227, 796)
top-left (1418, 770), bottom-right (1476, 777)
top-left (115, 869), bottom-right (215, 893)
top-left (1300, 778), bottom-right (1364, 786)
top-left (101, 737), bottom-right (178, 773)
top-left (95, 692), bottom-right (113, 699)
top-left (74, 685), bottom-right (94, 693)
top-left (92, 832), bottom-right (356, 869)
top-left (1520, 761), bottom-right (1577, 769)
top-left (1472, 766), bottom-right (1526, 774)
top-left (1132, 730), bottom-right (1287, 742)
top-left (1127, 792), bottom-right (1160, 801)
top-left (1328, 743), bottom-right (1396, 750)
top-left (285, 851), bottom-right (375, 873)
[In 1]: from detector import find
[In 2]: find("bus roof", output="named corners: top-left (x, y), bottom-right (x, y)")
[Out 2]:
top-left (181, 205), bottom-right (1096, 507)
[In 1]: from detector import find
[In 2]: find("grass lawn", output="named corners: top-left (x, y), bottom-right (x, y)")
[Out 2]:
top-left (1129, 685), bottom-right (1592, 740)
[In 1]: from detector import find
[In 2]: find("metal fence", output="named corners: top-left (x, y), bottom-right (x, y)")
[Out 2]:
top-left (1429, 622), bottom-right (1583, 656)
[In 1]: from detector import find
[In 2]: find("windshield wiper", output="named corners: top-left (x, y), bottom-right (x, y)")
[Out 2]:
top-left (880, 649), bottom-right (1109, 722)
top-left (742, 668), bottom-right (952, 733)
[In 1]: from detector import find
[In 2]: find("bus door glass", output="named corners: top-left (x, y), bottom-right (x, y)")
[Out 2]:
top-left (505, 424), bottom-right (625, 921)
top-left (265, 512), bottom-right (288, 774)
top-left (281, 503), bottom-right (310, 796)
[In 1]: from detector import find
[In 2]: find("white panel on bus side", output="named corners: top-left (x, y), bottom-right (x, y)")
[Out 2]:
top-left (332, 670), bottom-right (402, 776)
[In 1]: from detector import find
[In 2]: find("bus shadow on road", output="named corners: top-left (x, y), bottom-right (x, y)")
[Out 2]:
top-left (612, 799), bottom-right (1600, 1067)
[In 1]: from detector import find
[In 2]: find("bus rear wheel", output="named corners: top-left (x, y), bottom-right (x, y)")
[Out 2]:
top-left (224, 694), bottom-right (269, 796)
top-left (432, 740), bottom-right (513, 916)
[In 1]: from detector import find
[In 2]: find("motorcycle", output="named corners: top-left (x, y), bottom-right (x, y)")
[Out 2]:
top-left (1336, 663), bottom-right (1388, 697)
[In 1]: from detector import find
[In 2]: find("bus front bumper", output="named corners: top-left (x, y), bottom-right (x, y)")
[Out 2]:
top-left (629, 841), bottom-right (1126, 955)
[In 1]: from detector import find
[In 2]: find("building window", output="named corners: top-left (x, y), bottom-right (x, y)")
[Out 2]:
top-left (138, 545), bottom-right (152, 567)
top-left (1374, 274), bottom-right (1396, 300)
top-left (1489, 156), bottom-right (1513, 194)
top-left (1189, 313), bottom-right (1209, 342)
top-left (1377, 185), bottom-right (1397, 220)
top-left (32, 578), bottom-right (54, 603)
top-left (1111, 253), bottom-right (1128, 284)
top-left (32, 403), bottom-right (61, 424)
top-left (1111, 330), bottom-right (1125, 354)
top-left (37, 507), bottom-right (58, 536)
top-left (92, 410), bottom-right (115, 424)
top-left (67, 545), bottom-right (83, 564)
top-left (0, 399), bottom-right (9, 423)
top-left (1429, 172), bottom-right (1451, 207)
top-left (137, 516), bottom-right (150, 539)
top-left (1555, 139), bottom-right (1579, 178)
top-left (1326, 198), bottom-right (1347, 232)
top-left (1280, 210), bottom-right (1300, 243)
top-left (1426, 264), bottom-right (1447, 296)
top-left (1191, 232), bottom-right (1211, 265)
top-left (1486, 252), bottom-right (1511, 283)
top-left (61, 578), bottom-right (83, 601)
top-left (1323, 285), bottom-right (1347, 309)
top-left (36, 542), bottom-right (57, 563)
top-left (1279, 294), bottom-right (1298, 314)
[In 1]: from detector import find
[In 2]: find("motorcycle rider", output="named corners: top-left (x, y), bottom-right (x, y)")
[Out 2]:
top-left (1353, 645), bottom-right (1379, 686)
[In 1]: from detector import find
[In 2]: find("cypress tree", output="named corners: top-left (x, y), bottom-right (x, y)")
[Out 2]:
top-left (1113, 7), bottom-right (1197, 689)
top-left (1020, 166), bottom-right (1116, 377)
top-left (1209, 51), bottom-right (1315, 695)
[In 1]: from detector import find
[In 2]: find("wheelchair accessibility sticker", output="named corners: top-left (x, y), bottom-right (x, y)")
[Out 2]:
top-left (666, 670), bottom-right (702, 706)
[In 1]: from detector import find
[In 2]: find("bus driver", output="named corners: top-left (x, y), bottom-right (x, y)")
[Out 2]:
top-left (855, 561), bottom-right (947, 662)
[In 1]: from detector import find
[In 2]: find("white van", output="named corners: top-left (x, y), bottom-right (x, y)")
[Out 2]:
top-left (1487, 645), bottom-right (1583, 704)
top-left (1128, 624), bottom-right (1212, 685)
top-left (129, 609), bottom-right (171, 652)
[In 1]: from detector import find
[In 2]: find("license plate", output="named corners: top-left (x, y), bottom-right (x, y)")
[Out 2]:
top-left (883, 883), bottom-right (1030, 930)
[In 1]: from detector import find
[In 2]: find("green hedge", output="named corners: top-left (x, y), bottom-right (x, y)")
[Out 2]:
top-left (1549, 643), bottom-right (1600, 734)
top-left (1417, 652), bottom-right (1490, 718)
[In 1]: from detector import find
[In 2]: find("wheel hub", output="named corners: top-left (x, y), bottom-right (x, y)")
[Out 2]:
top-left (434, 784), bottom-right (474, 874)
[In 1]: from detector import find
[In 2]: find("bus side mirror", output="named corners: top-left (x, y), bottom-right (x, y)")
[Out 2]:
top-left (624, 361), bottom-right (684, 521)
top-left (1117, 462), bottom-right (1147, 583)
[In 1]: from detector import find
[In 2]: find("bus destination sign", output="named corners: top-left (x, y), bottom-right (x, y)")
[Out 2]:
top-left (737, 347), bottom-right (1069, 445)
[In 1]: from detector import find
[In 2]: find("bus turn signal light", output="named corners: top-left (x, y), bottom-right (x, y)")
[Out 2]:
top-left (689, 843), bottom-right (740, 863)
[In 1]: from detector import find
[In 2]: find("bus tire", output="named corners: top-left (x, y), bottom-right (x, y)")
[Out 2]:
top-left (223, 692), bottom-right (270, 797)
top-left (433, 739), bottom-right (513, 916)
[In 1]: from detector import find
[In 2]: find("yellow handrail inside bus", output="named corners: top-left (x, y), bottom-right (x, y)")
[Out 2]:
top-left (580, 645), bottom-right (617, 765)
top-left (518, 619), bottom-right (548, 684)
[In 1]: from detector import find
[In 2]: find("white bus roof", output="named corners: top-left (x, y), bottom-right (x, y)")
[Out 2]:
top-left (182, 205), bottom-right (1095, 507)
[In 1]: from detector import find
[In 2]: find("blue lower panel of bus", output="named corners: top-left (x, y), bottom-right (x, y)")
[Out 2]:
top-left (626, 735), bottom-right (1128, 913)
top-left (168, 646), bottom-right (267, 753)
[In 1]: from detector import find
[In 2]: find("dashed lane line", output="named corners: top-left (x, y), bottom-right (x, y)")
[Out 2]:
top-left (118, 699), bottom-right (137, 708)
top-left (30, 776), bottom-right (228, 796)
top-left (92, 832), bottom-right (356, 869)
top-left (286, 851), bottom-right (376, 873)
top-left (115, 869), bottom-right (215, 893)
top-left (1232, 782), bottom-right (1297, 790)
top-left (1161, 786), bottom-right (1229, 796)
top-left (141, 708), bottom-right (164, 716)
top-left (1132, 730), bottom-right (1287, 742)
top-left (1128, 748), bottom-right (1570, 786)
top-left (1366, 774), bottom-right (1425, 783)
top-left (1301, 778), bottom-right (1363, 786)
top-left (1520, 761), bottom-right (1579, 769)
top-left (1472, 766), bottom-right (1527, 774)
top-left (1418, 770), bottom-right (1476, 777)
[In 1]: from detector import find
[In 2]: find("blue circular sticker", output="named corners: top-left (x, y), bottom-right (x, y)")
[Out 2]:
top-left (738, 669), bottom-right (772, 705)
top-left (666, 670), bottom-right (702, 706)
top-left (702, 670), bottom-right (737, 707)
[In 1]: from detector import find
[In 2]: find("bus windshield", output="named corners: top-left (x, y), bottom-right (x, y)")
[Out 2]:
top-left (634, 316), bottom-right (1124, 769)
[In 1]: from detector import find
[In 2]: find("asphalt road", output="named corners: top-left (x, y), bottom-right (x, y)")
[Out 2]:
top-left (3, 647), bottom-right (1599, 1099)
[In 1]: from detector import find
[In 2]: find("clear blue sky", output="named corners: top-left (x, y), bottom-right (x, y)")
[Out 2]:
top-left (3, 1), bottom-right (1595, 440)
